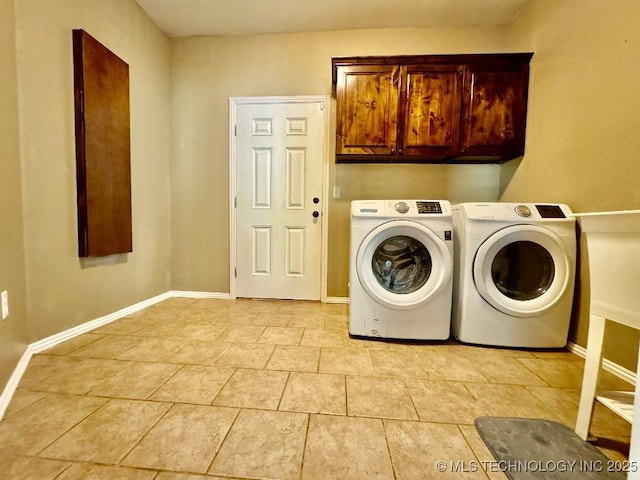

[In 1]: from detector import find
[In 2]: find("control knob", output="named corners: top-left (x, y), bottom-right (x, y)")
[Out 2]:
top-left (395, 201), bottom-right (410, 214)
top-left (515, 205), bottom-right (532, 217)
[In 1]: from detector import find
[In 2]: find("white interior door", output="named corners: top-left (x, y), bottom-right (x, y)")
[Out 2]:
top-left (232, 97), bottom-right (326, 300)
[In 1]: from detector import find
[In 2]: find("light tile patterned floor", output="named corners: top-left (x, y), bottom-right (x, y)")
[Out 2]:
top-left (0, 298), bottom-right (632, 479)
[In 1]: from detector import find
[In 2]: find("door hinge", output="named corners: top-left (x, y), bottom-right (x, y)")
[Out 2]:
top-left (234, 124), bottom-right (237, 136)
top-left (234, 197), bottom-right (237, 208)
top-left (234, 267), bottom-right (237, 278)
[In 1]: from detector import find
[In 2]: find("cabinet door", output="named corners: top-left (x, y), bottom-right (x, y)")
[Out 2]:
top-left (460, 62), bottom-right (529, 158)
top-left (399, 65), bottom-right (462, 158)
top-left (335, 65), bottom-right (399, 156)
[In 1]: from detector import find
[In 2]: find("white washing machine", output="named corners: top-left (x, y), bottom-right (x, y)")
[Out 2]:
top-left (349, 200), bottom-right (454, 340)
top-left (452, 202), bottom-right (576, 348)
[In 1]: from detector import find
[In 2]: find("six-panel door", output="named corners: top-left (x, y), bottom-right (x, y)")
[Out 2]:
top-left (235, 100), bottom-right (325, 300)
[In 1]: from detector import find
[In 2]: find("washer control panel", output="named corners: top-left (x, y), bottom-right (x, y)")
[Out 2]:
top-left (352, 200), bottom-right (451, 218)
top-left (393, 200), bottom-right (444, 215)
top-left (417, 201), bottom-right (443, 214)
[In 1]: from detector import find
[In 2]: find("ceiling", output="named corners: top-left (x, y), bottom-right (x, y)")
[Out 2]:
top-left (134, 0), bottom-right (531, 38)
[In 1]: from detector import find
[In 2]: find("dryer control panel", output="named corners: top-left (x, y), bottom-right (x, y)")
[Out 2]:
top-left (458, 202), bottom-right (572, 221)
top-left (351, 200), bottom-right (452, 218)
top-left (535, 205), bottom-right (567, 218)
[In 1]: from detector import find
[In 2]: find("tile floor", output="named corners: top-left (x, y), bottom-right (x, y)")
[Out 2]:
top-left (0, 297), bottom-right (632, 479)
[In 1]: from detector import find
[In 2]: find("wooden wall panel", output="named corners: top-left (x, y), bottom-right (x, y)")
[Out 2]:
top-left (73, 29), bottom-right (132, 257)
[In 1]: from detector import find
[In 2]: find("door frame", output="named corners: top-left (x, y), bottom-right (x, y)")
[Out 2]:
top-left (229, 95), bottom-right (330, 301)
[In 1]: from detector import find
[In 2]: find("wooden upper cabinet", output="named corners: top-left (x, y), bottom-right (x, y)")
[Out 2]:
top-left (333, 53), bottom-right (532, 163)
top-left (335, 64), bottom-right (399, 155)
top-left (400, 65), bottom-right (462, 158)
top-left (460, 61), bottom-right (530, 159)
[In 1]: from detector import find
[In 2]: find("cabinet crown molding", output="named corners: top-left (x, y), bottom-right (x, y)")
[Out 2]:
top-left (331, 53), bottom-right (533, 84)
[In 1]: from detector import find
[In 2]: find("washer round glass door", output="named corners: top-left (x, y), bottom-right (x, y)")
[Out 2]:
top-left (473, 225), bottom-right (570, 317)
top-left (356, 220), bottom-right (452, 309)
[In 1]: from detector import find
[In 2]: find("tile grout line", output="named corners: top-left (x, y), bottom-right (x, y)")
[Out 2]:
top-left (32, 395), bottom-right (110, 459)
top-left (297, 412), bottom-right (312, 480)
top-left (380, 418), bottom-right (400, 480)
top-left (117, 401), bottom-right (175, 467)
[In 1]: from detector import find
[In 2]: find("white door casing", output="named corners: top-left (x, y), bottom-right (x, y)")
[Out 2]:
top-left (230, 96), bottom-right (328, 300)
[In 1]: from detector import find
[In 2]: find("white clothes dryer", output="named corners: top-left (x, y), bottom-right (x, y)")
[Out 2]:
top-left (349, 200), bottom-right (454, 340)
top-left (452, 202), bottom-right (576, 348)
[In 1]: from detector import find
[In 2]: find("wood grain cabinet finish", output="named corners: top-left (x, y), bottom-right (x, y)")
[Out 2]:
top-left (73, 29), bottom-right (132, 257)
top-left (460, 61), bottom-right (530, 160)
top-left (332, 53), bottom-right (532, 163)
top-left (400, 64), bottom-right (462, 159)
top-left (335, 64), bottom-right (399, 155)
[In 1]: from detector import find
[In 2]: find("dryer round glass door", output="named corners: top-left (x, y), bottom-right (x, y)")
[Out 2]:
top-left (473, 225), bottom-right (570, 317)
top-left (492, 241), bottom-right (554, 300)
top-left (356, 220), bottom-right (452, 310)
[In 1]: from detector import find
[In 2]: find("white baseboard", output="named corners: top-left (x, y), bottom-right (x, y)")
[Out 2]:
top-left (0, 291), bottom-right (177, 420)
top-left (30, 292), bottom-right (173, 354)
top-left (0, 290), bottom-right (229, 420)
top-left (325, 296), bottom-right (349, 304)
top-left (567, 341), bottom-right (636, 386)
top-left (28, 290), bottom-right (232, 355)
top-left (0, 348), bottom-right (35, 421)
top-left (169, 290), bottom-right (231, 299)
top-left (0, 289), bottom-right (310, 419)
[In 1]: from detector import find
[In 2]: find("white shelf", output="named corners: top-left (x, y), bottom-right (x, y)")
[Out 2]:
top-left (596, 391), bottom-right (635, 424)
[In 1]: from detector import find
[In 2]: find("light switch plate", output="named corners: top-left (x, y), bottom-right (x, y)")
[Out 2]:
top-left (1, 290), bottom-right (8, 320)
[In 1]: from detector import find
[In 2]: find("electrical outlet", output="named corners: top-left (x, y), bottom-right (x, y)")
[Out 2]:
top-left (1, 291), bottom-right (8, 320)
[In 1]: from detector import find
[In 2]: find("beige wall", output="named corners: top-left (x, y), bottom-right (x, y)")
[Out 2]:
top-left (13, 0), bottom-right (172, 341)
top-left (0, 0), bottom-right (29, 389)
top-left (170, 28), bottom-right (513, 296)
top-left (502, 0), bottom-right (640, 369)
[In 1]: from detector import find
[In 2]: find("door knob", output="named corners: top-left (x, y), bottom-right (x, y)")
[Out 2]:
top-left (313, 197), bottom-right (320, 204)
top-left (312, 211), bottom-right (320, 218)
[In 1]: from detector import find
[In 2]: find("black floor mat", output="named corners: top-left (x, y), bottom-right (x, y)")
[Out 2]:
top-left (474, 417), bottom-right (627, 479)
